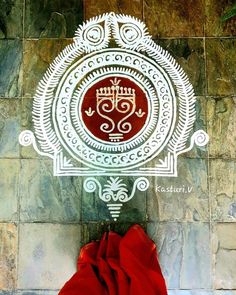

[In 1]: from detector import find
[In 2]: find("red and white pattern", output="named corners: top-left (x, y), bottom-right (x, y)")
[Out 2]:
top-left (19, 12), bottom-right (209, 220)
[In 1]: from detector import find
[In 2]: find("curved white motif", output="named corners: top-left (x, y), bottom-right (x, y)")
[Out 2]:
top-left (110, 13), bottom-right (149, 50)
top-left (19, 130), bottom-right (34, 146)
top-left (84, 176), bottom-right (149, 203)
top-left (177, 130), bottom-right (209, 156)
top-left (193, 130), bottom-right (209, 147)
top-left (84, 176), bottom-right (149, 220)
top-left (74, 14), bottom-right (111, 52)
top-left (19, 130), bottom-right (54, 159)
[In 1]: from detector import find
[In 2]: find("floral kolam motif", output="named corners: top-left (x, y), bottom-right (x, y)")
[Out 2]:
top-left (19, 12), bottom-right (209, 220)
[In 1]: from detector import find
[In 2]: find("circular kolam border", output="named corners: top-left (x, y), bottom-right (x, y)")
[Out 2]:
top-left (53, 48), bottom-right (176, 170)
top-left (20, 13), bottom-right (207, 171)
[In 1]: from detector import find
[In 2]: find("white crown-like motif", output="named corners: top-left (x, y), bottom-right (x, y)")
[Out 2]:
top-left (96, 81), bottom-right (136, 101)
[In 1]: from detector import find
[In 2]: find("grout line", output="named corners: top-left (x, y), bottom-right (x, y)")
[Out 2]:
top-left (16, 0), bottom-right (26, 289)
top-left (83, 0), bottom-right (86, 21)
top-left (142, 0), bottom-right (144, 21)
top-left (14, 220), bottom-right (213, 225)
top-left (153, 36), bottom-right (236, 40)
top-left (202, 5), bottom-right (213, 288)
top-left (22, 0), bottom-right (25, 39)
top-left (2, 36), bottom-right (235, 41)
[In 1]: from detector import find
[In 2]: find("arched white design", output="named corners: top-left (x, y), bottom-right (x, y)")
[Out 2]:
top-left (19, 12), bottom-right (209, 220)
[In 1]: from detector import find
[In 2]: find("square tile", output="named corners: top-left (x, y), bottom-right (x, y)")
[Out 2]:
top-left (158, 39), bottom-right (206, 96)
top-left (0, 223), bottom-right (17, 290)
top-left (84, 0), bottom-right (143, 19)
top-left (82, 176), bottom-right (146, 222)
top-left (19, 159), bottom-right (81, 222)
top-left (0, 99), bottom-right (20, 158)
top-left (148, 222), bottom-right (211, 289)
top-left (0, 40), bottom-right (22, 98)
top-left (18, 223), bottom-right (81, 289)
top-left (24, 0), bottom-right (83, 38)
top-left (144, 0), bottom-right (204, 38)
top-left (207, 97), bottom-right (236, 159)
top-left (147, 158), bottom-right (209, 222)
top-left (23, 39), bottom-right (71, 98)
top-left (0, 159), bottom-right (19, 221)
top-left (206, 39), bottom-right (236, 96)
top-left (206, 0), bottom-right (236, 37)
top-left (0, 0), bottom-right (23, 38)
top-left (209, 159), bottom-right (236, 221)
top-left (213, 223), bottom-right (236, 289)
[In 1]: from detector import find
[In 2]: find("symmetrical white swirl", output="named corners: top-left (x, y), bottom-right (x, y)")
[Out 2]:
top-left (83, 176), bottom-right (149, 203)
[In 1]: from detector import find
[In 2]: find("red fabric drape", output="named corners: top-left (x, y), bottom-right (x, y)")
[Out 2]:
top-left (59, 224), bottom-right (167, 295)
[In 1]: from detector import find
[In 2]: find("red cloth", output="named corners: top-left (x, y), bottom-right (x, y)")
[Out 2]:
top-left (59, 224), bottom-right (167, 295)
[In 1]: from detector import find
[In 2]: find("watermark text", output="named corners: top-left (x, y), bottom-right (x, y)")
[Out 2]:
top-left (156, 184), bottom-right (193, 194)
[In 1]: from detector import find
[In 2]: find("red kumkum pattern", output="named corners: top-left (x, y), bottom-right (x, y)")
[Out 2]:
top-left (81, 77), bottom-right (148, 143)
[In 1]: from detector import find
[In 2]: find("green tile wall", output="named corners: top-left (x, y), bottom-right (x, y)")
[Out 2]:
top-left (0, 0), bottom-right (235, 293)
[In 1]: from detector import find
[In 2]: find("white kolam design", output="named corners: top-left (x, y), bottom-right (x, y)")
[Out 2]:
top-left (19, 12), bottom-right (209, 221)
top-left (84, 176), bottom-right (149, 220)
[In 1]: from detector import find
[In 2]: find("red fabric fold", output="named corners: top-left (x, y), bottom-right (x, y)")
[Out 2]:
top-left (106, 232), bottom-right (130, 295)
top-left (120, 224), bottom-right (167, 295)
top-left (59, 224), bottom-right (167, 295)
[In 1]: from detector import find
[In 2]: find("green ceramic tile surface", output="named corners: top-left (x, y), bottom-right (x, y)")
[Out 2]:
top-left (18, 223), bottom-right (81, 289)
top-left (0, 99), bottom-right (20, 158)
top-left (147, 157), bottom-right (209, 222)
top-left (24, 0), bottom-right (83, 38)
top-left (207, 97), bottom-right (236, 158)
top-left (0, 40), bottom-right (22, 98)
top-left (19, 159), bottom-right (81, 222)
top-left (147, 222), bottom-right (211, 289)
top-left (0, 0), bottom-right (23, 38)
top-left (23, 39), bottom-right (71, 98)
top-left (213, 223), bottom-right (236, 289)
top-left (0, 159), bottom-right (19, 221)
top-left (210, 159), bottom-right (236, 222)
